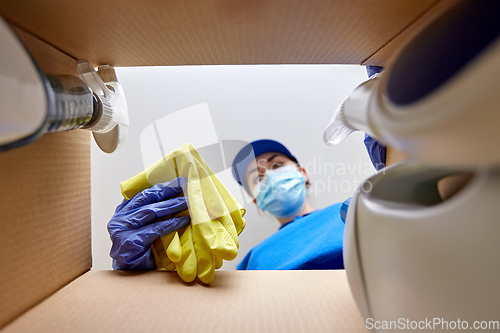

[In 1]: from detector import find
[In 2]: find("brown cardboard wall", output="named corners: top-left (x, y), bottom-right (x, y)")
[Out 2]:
top-left (0, 0), bottom-right (437, 67)
top-left (0, 26), bottom-right (92, 328)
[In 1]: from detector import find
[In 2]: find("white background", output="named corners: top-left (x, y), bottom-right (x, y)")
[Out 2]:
top-left (91, 64), bottom-right (373, 270)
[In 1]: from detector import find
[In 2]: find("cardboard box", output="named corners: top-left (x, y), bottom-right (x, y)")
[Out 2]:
top-left (0, 1), bottom-right (457, 331)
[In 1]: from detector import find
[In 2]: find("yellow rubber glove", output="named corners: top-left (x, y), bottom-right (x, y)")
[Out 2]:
top-left (190, 146), bottom-right (246, 236)
top-left (120, 143), bottom-right (245, 284)
top-left (148, 195), bottom-right (226, 283)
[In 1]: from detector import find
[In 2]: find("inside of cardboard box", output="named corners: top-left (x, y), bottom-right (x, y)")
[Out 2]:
top-left (0, 0), bottom-right (459, 330)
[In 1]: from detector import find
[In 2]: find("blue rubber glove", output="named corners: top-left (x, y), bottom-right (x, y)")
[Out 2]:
top-left (364, 134), bottom-right (386, 171)
top-left (340, 197), bottom-right (351, 223)
top-left (108, 177), bottom-right (191, 270)
top-left (364, 66), bottom-right (387, 171)
top-left (366, 65), bottom-right (384, 78)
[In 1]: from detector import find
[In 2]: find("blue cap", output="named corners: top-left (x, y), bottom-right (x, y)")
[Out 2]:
top-left (231, 139), bottom-right (298, 192)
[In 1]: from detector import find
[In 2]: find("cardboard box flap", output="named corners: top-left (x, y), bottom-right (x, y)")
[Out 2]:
top-left (0, 0), bottom-right (439, 66)
top-left (364, 0), bottom-right (461, 67)
top-left (2, 270), bottom-right (367, 332)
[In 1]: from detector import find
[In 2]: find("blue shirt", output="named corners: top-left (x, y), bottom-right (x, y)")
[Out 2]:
top-left (237, 203), bottom-right (345, 270)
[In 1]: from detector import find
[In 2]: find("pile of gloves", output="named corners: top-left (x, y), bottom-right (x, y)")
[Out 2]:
top-left (108, 143), bottom-right (246, 284)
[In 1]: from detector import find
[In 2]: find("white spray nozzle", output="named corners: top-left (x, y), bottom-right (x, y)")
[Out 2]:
top-left (323, 100), bottom-right (357, 145)
top-left (77, 59), bottom-right (129, 153)
top-left (323, 73), bottom-right (383, 146)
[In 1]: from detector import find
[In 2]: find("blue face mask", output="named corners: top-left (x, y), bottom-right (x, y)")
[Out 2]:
top-left (254, 165), bottom-right (306, 219)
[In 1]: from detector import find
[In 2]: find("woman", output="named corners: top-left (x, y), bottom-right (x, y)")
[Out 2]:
top-left (231, 139), bottom-right (347, 270)
top-left (230, 68), bottom-right (388, 270)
